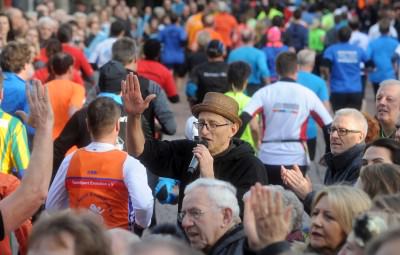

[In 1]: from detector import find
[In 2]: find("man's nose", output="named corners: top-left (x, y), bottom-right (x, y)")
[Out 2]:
top-left (377, 97), bottom-right (386, 105)
top-left (181, 214), bottom-right (194, 228)
top-left (330, 129), bottom-right (339, 138)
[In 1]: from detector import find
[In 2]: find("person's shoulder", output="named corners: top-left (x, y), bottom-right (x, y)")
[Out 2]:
top-left (125, 154), bottom-right (146, 168)
top-left (0, 110), bottom-right (23, 127)
top-left (299, 72), bottom-right (325, 84)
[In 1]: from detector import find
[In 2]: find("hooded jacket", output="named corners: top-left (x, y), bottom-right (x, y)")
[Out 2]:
top-left (138, 138), bottom-right (268, 216)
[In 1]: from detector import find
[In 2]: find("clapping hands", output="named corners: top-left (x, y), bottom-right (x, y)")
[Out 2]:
top-left (281, 165), bottom-right (312, 200)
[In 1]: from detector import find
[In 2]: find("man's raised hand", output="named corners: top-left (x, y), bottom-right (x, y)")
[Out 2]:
top-left (122, 73), bottom-right (156, 116)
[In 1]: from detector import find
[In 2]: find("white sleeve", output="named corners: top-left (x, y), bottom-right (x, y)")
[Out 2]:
top-left (123, 156), bottom-right (154, 228)
top-left (88, 44), bottom-right (100, 64)
top-left (309, 92), bottom-right (333, 127)
top-left (45, 152), bottom-right (75, 211)
top-left (243, 89), bottom-right (265, 116)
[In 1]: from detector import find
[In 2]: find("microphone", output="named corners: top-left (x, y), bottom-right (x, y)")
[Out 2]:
top-left (188, 140), bottom-right (209, 174)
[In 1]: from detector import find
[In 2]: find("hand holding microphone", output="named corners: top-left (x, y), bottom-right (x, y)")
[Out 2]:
top-left (188, 140), bottom-right (214, 178)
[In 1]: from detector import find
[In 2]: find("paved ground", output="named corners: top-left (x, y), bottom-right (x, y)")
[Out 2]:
top-left (155, 78), bottom-right (377, 224)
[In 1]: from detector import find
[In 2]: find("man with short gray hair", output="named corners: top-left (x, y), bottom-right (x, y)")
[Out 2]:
top-left (376, 79), bottom-right (400, 139)
top-left (180, 178), bottom-right (245, 255)
top-left (282, 108), bottom-right (367, 212)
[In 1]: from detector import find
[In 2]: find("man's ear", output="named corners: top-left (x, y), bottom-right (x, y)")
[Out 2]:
top-left (231, 123), bottom-right (239, 137)
top-left (221, 207), bottom-right (233, 227)
top-left (115, 119), bottom-right (120, 132)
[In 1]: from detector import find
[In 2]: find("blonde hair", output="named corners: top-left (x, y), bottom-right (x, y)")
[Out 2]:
top-left (312, 185), bottom-right (372, 234)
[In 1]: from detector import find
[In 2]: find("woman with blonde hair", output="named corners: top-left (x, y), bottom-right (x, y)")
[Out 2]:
top-left (293, 185), bottom-right (371, 255)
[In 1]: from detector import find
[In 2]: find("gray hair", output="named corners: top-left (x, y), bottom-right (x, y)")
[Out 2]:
top-left (297, 49), bottom-right (316, 67)
top-left (218, 1), bottom-right (230, 12)
top-left (243, 185), bottom-right (304, 231)
top-left (197, 30), bottom-right (211, 49)
top-left (108, 228), bottom-right (140, 255)
top-left (184, 178), bottom-right (240, 220)
top-left (267, 185), bottom-right (304, 231)
top-left (37, 16), bottom-right (57, 28)
top-left (378, 79), bottom-right (400, 94)
top-left (74, 12), bottom-right (87, 20)
top-left (131, 235), bottom-right (203, 255)
top-left (335, 108), bottom-right (368, 137)
top-left (112, 37), bottom-right (138, 65)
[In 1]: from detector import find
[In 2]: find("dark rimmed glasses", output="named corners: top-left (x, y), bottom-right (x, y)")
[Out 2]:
top-left (193, 122), bottom-right (230, 131)
top-left (328, 127), bottom-right (361, 136)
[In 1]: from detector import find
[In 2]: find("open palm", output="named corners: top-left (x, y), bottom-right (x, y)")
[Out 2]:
top-left (121, 73), bottom-right (156, 115)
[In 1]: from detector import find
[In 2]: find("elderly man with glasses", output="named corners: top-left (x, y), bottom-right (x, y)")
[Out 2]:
top-left (282, 108), bottom-right (368, 213)
top-left (122, 73), bottom-right (267, 218)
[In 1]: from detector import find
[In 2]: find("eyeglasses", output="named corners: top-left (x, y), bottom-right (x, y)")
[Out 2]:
top-left (328, 127), bottom-right (361, 136)
top-left (177, 208), bottom-right (205, 222)
top-left (193, 121), bottom-right (230, 131)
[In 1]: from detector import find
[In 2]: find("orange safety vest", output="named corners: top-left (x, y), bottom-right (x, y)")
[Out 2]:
top-left (65, 149), bottom-right (132, 230)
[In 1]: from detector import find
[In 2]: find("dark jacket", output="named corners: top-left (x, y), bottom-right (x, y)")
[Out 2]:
top-left (242, 241), bottom-right (291, 255)
top-left (323, 143), bottom-right (365, 185)
top-left (303, 143), bottom-right (365, 213)
top-left (138, 138), bottom-right (268, 216)
top-left (189, 60), bottom-right (230, 104)
top-left (208, 224), bottom-right (246, 255)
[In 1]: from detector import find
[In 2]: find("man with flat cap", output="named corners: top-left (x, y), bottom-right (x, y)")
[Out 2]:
top-left (123, 73), bottom-right (267, 216)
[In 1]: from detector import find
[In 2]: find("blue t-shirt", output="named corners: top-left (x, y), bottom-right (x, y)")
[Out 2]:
top-left (323, 42), bottom-right (367, 93)
top-left (1, 72), bottom-right (34, 135)
top-left (228, 46), bottom-right (270, 85)
top-left (158, 24), bottom-right (187, 65)
top-left (262, 45), bottom-right (289, 81)
top-left (297, 71), bottom-right (329, 139)
top-left (1, 72), bottom-right (29, 115)
top-left (367, 35), bottom-right (399, 83)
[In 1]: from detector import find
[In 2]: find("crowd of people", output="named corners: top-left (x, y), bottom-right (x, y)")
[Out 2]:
top-left (1, 0), bottom-right (400, 255)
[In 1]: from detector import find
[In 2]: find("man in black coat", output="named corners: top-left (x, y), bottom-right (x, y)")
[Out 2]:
top-left (282, 108), bottom-right (368, 213)
top-left (123, 74), bottom-right (268, 216)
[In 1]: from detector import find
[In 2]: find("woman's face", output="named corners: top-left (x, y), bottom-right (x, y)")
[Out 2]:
top-left (0, 16), bottom-right (10, 37)
top-left (310, 196), bottom-right (347, 253)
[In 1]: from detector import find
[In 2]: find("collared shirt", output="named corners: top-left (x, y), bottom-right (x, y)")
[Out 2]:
top-left (46, 142), bottom-right (154, 228)
top-left (0, 110), bottom-right (30, 176)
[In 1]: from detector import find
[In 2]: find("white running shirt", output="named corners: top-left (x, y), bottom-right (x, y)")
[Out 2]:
top-left (243, 81), bottom-right (332, 165)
